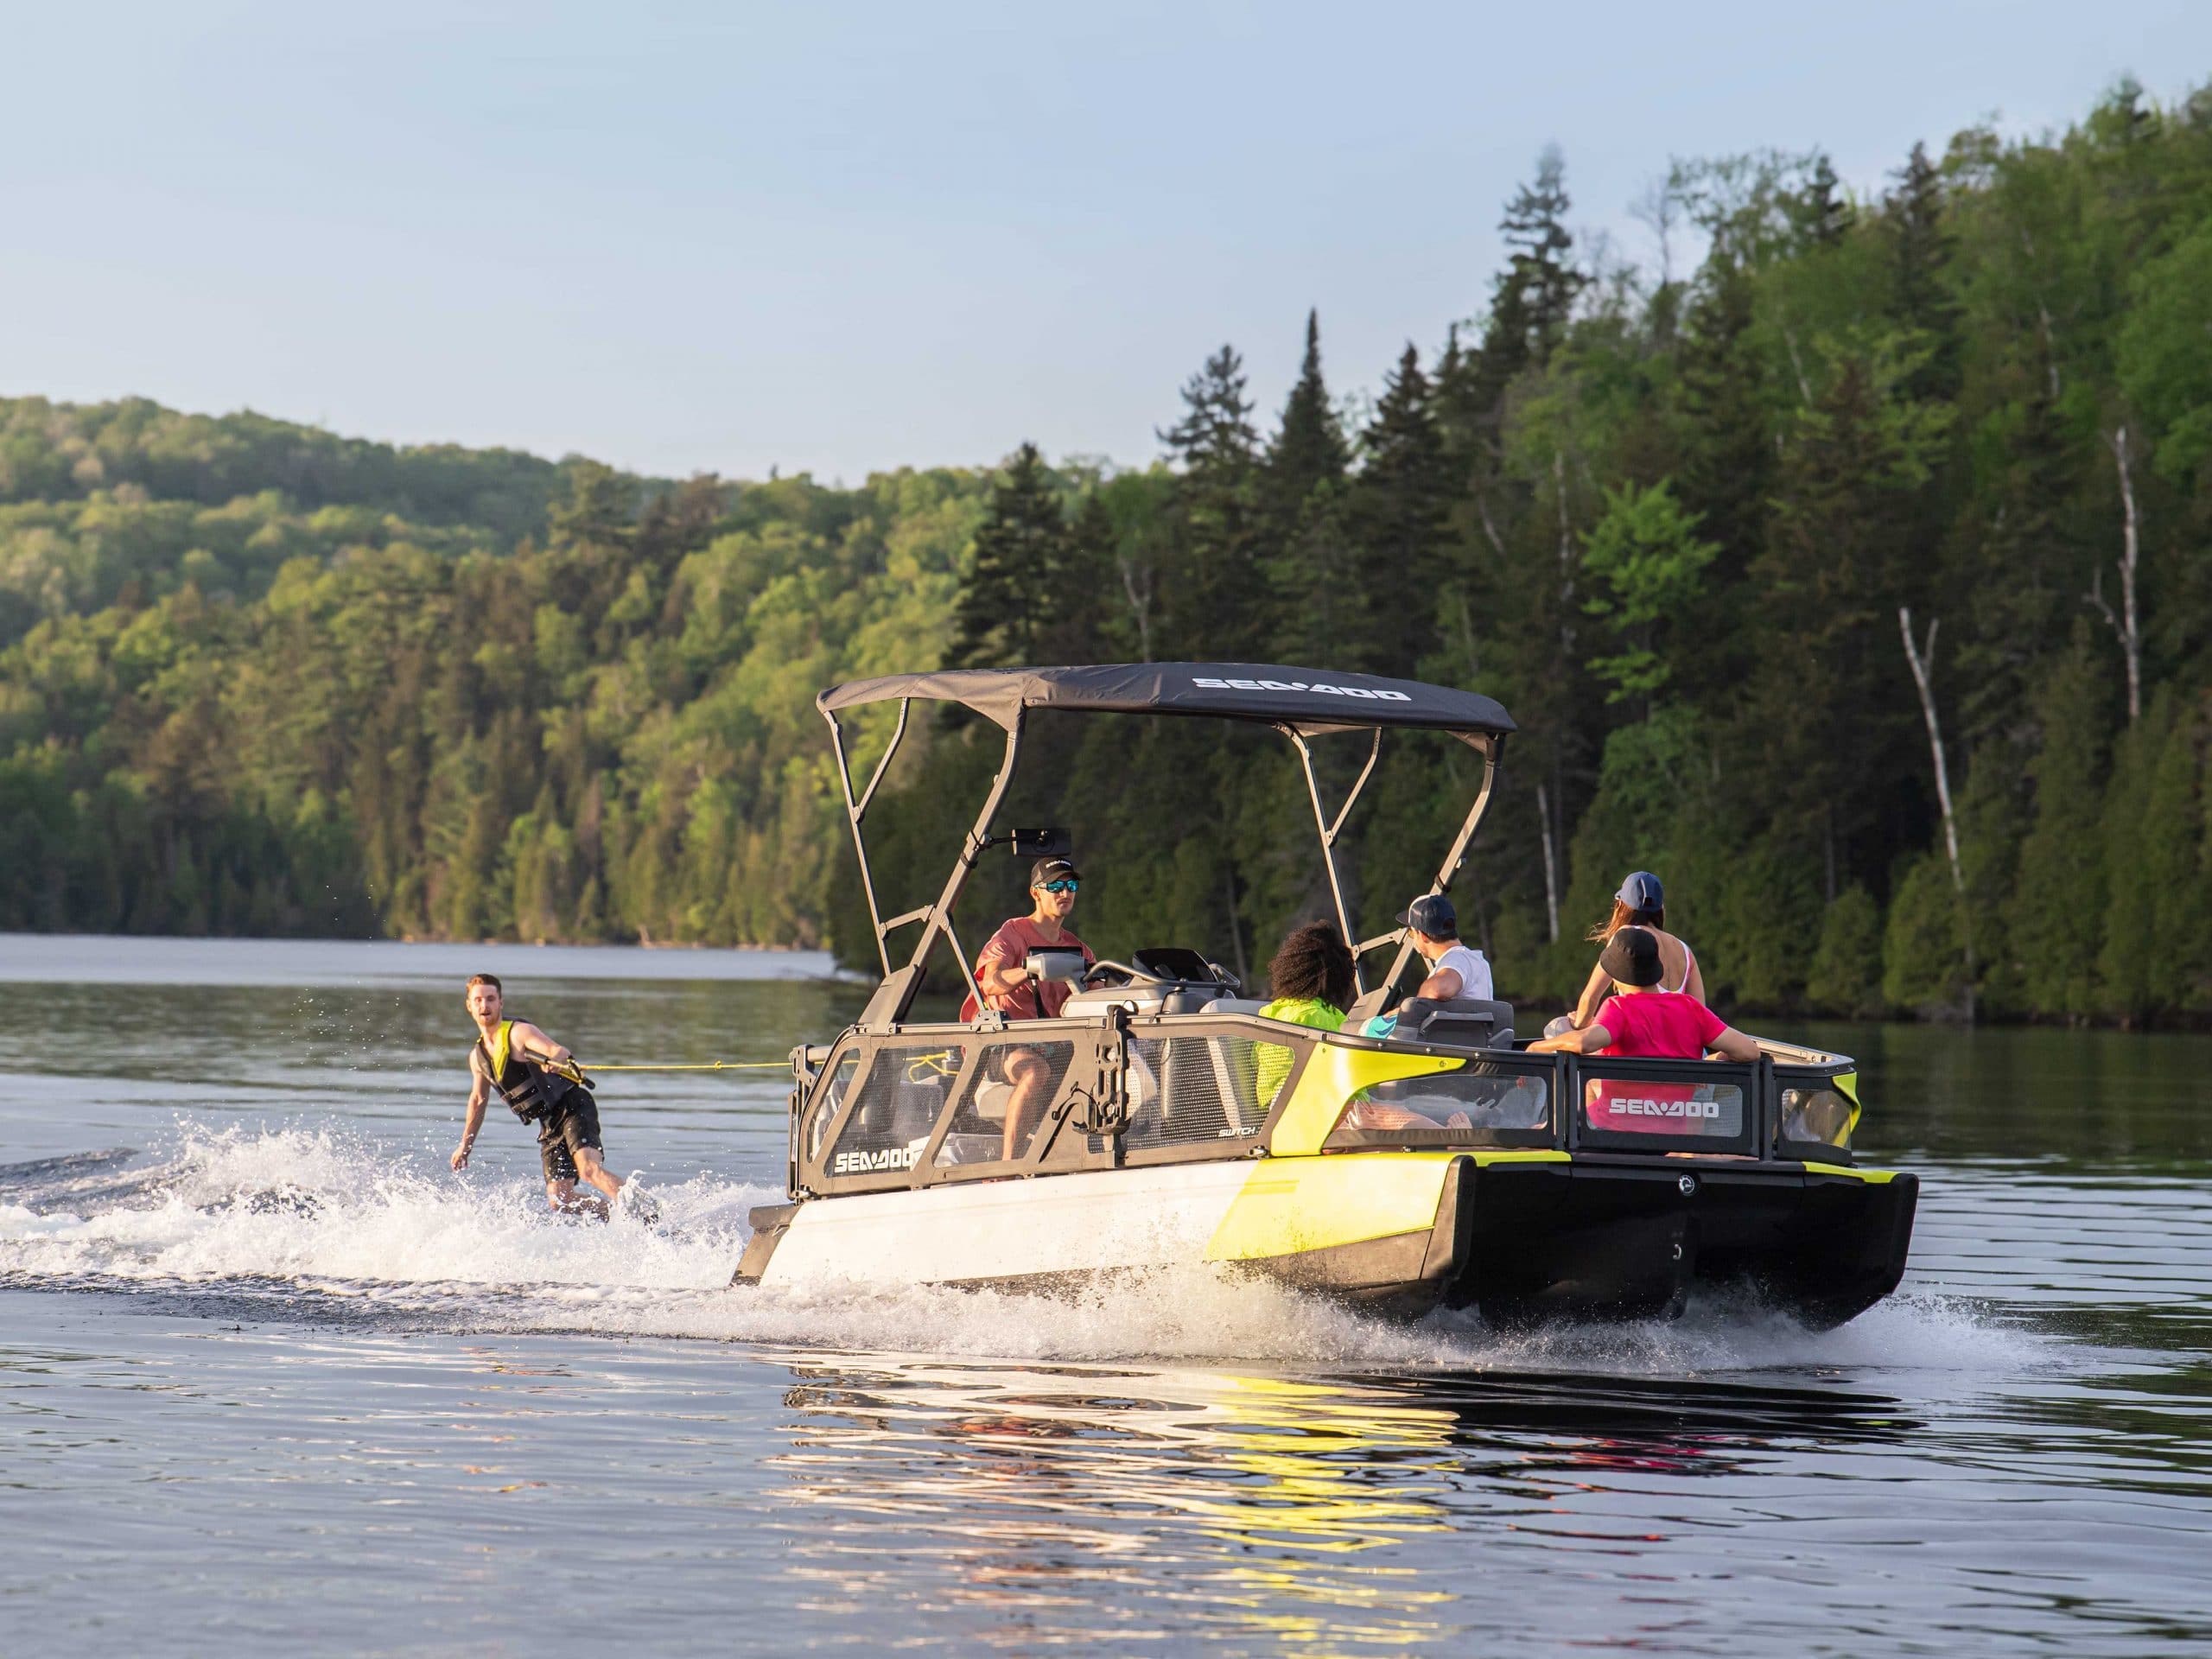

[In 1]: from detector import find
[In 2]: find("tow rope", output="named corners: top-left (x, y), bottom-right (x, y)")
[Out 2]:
top-left (572, 1060), bottom-right (789, 1073)
top-left (534, 1058), bottom-right (790, 1092)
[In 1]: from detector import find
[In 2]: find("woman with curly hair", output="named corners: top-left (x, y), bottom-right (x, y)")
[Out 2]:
top-left (1253, 920), bottom-right (1356, 1104)
top-left (1251, 922), bottom-right (1465, 1130)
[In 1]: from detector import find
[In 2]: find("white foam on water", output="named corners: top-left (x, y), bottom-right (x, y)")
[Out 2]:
top-left (0, 1122), bottom-right (764, 1296)
top-left (0, 1122), bottom-right (2045, 1382)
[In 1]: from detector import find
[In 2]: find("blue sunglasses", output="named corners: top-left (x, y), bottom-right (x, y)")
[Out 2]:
top-left (1038, 878), bottom-right (1080, 894)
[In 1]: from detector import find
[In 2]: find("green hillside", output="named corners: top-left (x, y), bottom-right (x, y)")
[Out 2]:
top-left (7, 79), bottom-right (2212, 1024)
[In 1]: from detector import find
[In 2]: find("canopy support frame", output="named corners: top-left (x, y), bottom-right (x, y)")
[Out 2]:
top-left (826, 703), bottom-right (1026, 1030)
top-left (1286, 725), bottom-right (1383, 996)
top-left (1344, 733), bottom-right (1505, 1026)
top-left (825, 697), bottom-right (912, 979)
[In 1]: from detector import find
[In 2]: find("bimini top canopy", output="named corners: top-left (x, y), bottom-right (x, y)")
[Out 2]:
top-left (819, 662), bottom-right (1516, 739)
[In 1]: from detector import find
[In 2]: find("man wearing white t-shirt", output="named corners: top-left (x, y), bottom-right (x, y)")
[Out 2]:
top-left (1398, 893), bottom-right (1492, 1001)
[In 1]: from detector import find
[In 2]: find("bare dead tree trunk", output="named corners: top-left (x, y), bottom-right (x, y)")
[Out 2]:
top-left (1116, 553), bottom-right (1154, 663)
top-left (1554, 453), bottom-right (1576, 652)
top-left (1473, 491), bottom-right (1507, 557)
top-left (1220, 857), bottom-right (1249, 988)
top-left (2087, 425), bottom-right (2142, 723)
top-left (1536, 780), bottom-right (1560, 944)
top-left (1900, 606), bottom-right (1976, 1023)
top-left (2094, 424), bottom-right (2143, 725)
top-left (1779, 318), bottom-right (1815, 406)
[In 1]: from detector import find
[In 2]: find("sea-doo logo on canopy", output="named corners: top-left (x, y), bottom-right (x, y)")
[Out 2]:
top-left (1192, 677), bottom-right (1412, 702)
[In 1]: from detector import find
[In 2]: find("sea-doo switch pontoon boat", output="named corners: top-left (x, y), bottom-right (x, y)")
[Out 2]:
top-left (734, 664), bottom-right (1916, 1327)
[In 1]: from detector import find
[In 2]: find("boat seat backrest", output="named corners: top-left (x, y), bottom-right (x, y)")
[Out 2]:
top-left (1201, 996), bottom-right (1268, 1016)
top-left (1395, 995), bottom-right (1516, 1051)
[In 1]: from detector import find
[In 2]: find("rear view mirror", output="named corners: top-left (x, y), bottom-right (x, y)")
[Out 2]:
top-left (1010, 827), bottom-right (1071, 859)
top-left (1025, 948), bottom-right (1088, 985)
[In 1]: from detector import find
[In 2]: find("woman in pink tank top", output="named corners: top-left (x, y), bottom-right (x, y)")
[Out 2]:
top-left (1567, 870), bottom-right (1703, 1033)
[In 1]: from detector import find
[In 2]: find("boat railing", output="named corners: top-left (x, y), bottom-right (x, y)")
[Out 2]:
top-left (787, 1011), bottom-right (1860, 1198)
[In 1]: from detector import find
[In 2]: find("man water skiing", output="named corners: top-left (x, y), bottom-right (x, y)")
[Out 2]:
top-left (452, 973), bottom-right (652, 1221)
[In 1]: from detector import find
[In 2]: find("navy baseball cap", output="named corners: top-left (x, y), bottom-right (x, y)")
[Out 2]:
top-left (1617, 871), bottom-right (1664, 911)
top-left (1397, 893), bottom-right (1457, 938)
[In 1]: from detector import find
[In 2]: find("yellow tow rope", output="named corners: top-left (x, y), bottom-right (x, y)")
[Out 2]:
top-left (574, 1060), bottom-right (789, 1073)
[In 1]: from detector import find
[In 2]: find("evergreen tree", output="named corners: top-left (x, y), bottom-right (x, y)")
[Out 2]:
top-left (1259, 312), bottom-right (1353, 664)
top-left (1156, 346), bottom-right (1263, 658)
top-left (1891, 142), bottom-right (1962, 401)
top-left (1039, 491), bottom-right (1116, 665)
top-left (1808, 885), bottom-right (1886, 1015)
top-left (1341, 346), bottom-right (1454, 671)
top-left (2099, 690), bottom-right (2202, 1021)
top-left (1747, 356), bottom-right (1930, 898)
top-left (1262, 311), bottom-right (1350, 527)
top-left (1442, 149), bottom-right (1588, 452)
top-left (1883, 853), bottom-right (1970, 1013)
top-left (2007, 633), bottom-right (2113, 1018)
top-left (945, 442), bottom-right (1070, 671)
top-left (1803, 152), bottom-right (1854, 247)
top-left (1499, 146), bottom-right (1588, 366)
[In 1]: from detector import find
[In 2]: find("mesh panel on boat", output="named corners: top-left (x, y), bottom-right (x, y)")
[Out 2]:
top-left (825, 1044), bottom-right (961, 1177)
top-left (933, 1040), bottom-right (1077, 1166)
top-left (1122, 1034), bottom-right (1267, 1151)
top-left (804, 1048), bottom-right (861, 1162)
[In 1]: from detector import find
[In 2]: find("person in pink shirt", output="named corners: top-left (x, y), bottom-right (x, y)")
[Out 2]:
top-left (1528, 926), bottom-right (1762, 1063)
top-left (972, 857), bottom-right (1095, 1159)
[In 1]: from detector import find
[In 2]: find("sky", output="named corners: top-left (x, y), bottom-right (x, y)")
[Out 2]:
top-left (3, 2), bottom-right (2207, 483)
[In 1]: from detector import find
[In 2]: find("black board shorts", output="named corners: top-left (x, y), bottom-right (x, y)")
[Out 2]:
top-left (537, 1091), bottom-right (604, 1185)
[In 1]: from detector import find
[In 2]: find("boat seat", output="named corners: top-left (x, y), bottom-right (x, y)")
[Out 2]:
top-left (1200, 996), bottom-right (1268, 1016)
top-left (1394, 995), bottom-right (1515, 1050)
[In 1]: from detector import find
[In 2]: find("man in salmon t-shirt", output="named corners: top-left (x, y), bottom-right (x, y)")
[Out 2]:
top-left (972, 856), bottom-right (1096, 1159)
top-left (1527, 926), bottom-right (1762, 1062)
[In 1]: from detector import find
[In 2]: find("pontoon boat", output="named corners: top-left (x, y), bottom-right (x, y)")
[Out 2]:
top-left (734, 664), bottom-right (1916, 1328)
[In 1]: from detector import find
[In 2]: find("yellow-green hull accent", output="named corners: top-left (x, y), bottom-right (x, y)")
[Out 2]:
top-left (1204, 1148), bottom-right (1573, 1264)
top-left (1205, 1152), bottom-right (1455, 1262)
top-left (1268, 1047), bottom-right (1463, 1155)
top-left (1802, 1161), bottom-right (1897, 1183)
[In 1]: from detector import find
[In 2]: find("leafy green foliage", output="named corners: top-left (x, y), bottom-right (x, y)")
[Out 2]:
top-left (9, 80), bottom-right (2212, 1029)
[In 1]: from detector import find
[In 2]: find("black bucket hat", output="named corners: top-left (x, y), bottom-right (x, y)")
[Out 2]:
top-left (1598, 925), bottom-right (1664, 987)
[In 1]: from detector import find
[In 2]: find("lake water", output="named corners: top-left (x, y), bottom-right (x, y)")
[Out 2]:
top-left (3, 937), bottom-right (2208, 1656)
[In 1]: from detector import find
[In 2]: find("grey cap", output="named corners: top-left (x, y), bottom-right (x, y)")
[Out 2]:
top-left (1617, 870), bottom-right (1664, 912)
top-left (1397, 893), bottom-right (1457, 938)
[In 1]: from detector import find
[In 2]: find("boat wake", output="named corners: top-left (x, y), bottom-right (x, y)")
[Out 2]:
top-left (0, 1127), bottom-right (2033, 1382)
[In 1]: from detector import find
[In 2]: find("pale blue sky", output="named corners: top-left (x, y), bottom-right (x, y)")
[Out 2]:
top-left (3, 3), bottom-right (2205, 481)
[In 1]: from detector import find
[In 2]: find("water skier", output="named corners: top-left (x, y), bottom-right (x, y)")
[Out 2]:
top-left (451, 973), bottom-right (650, 1221)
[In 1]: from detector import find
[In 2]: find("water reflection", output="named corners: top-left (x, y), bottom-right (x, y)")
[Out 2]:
top-left (762, 1353), bottom-right (1912, 1649)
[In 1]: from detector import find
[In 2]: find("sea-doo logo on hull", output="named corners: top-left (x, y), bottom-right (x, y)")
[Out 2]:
top-left (1606, 1097), bottom-right (1723, 1121)
top-left (832, 1147), bottom-right (919, 1174)
top-left (1192, 677), bottom-right (1412, 702)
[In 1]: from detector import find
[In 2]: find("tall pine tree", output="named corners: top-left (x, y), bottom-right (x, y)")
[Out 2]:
top-left (1344, 346), bottom-right (1454, 671)
top-left (945, 442), bottom-right (1070, 671)
top-left (1157, 346), bottom-right (1262, 658)
top-left (1260, 312), bottom-right (1352, 666)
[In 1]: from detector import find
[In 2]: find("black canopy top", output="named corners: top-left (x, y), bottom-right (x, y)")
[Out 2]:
top-left (818, 662), bottom-right (1516, 738)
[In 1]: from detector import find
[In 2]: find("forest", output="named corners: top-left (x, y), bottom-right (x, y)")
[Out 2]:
top-left (3, 79), bottom-right (2211, 1024)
